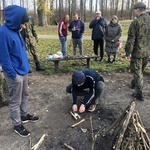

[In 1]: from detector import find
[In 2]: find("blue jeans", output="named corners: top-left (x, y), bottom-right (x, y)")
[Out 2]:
top-left (59, 36), bottom-right (67, 56)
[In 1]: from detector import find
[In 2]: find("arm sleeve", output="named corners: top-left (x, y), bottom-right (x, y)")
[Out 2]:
top-left (125, 20), bottom-right (138, 56)
top-left (114, 24), bottom-right (122, 42)
top-left (0, 34), bottom-right (16, 79)
top-left (83, 79), bottom-right (95, 106)
top-left (72, 86), bottom-right (78, 105)
top-left (31, 23), bottom-right (38, 39)
top-left (89, 19), bottom-right (97, 29)
top-left (80, 21), bottom-right (85, 35)
top-left (58, 22), bottom-right (64, 37)
top-left (68, 22), bottom-right (73, 32)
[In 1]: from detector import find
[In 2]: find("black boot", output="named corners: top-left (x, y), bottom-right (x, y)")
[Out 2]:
top-left (107, 55), bottom-right (111, 63)
top-left (111, 54), bottom-right (116, 64)
top-left (35, 63), bottom-right (45, 71)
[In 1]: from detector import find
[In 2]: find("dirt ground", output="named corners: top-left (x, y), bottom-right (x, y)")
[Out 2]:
top-left (0, 70), bottom-right (150, 150)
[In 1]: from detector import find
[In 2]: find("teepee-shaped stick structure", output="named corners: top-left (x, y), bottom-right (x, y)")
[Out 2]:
top-left (104, 101), bottom-right (150, 150)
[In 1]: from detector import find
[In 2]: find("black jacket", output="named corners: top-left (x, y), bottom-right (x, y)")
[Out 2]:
top-left (72, 69), bottom-right (104, 105)
top-left (89, 17), bottom-right (107, 40)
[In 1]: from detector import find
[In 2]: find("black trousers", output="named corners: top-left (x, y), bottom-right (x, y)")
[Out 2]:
top-left (66, 81), bottom-right (105, 105)
top-left (93, 39), bottom-right (104, 59)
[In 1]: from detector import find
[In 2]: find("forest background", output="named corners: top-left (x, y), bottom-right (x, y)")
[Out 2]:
top-left (0, 0), bottom-right (150, 26)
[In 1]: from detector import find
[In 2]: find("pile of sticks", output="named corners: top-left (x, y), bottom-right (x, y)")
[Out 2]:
top-left (104, 101), bottom-right (150, 150)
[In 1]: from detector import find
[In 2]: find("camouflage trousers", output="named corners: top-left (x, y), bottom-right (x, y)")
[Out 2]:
top-left (27, 44), bottom-right (40, 64)
top-left (130, 57), bottom-right (149, 94)
top-left (0, 72), bottom-right (5, 102)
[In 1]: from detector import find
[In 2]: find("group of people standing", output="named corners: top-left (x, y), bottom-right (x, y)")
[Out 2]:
top-left (0, 1), bottom-right (149, 139)
top-left (58, 11), bottom-right (122, 64)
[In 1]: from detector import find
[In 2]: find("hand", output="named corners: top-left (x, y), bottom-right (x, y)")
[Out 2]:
top-left (72, 27), bottom-right (75, 31)
top-left (125, 56), bottom-right (131, 61)
top-left (111, 40), bottom-right (114, 42)
top-left (79, 104), bottom-right (86, 113)
top-left (72, 104), bottom-right (78, 112)
top-left (96, 17), bottom-right (100, 20)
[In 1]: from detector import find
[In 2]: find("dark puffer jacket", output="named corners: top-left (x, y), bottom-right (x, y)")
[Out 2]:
top-left (89, 17), bottom-right (107, 40)
top-left (104, 21), bottom-right (122, 54)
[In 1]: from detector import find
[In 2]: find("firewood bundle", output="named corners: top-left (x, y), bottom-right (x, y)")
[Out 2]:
top-left (104, 101), bottom-right (150, 150)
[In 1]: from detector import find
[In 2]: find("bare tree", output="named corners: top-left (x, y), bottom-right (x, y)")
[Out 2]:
top-left (115, 0), bottom-right (119, 16)
top-left (80, 0), bottom-right (84, 19)
top-left (120, 0), bottom-right (124, 18)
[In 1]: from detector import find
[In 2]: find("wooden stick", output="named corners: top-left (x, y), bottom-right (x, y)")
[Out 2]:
top-left (74, 112), bottom-right (81, 119)
top-left (64, 143), bottom-right (75, 150)
top-left (31, 134), bottom-right (47, 150)
top-left (114, 101), bottom-right (135, 150)
top-left (104, 105), bottom-right (130, 136)
top-left (70, 111), bottom-right (77, 120)
top-left (71, 119), bottom-right (85, 128)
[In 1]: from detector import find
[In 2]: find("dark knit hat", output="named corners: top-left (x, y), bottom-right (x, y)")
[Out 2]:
top-left (72, 71), bottom-right (85, 86)
top-left (134, 2), bottom-right (146, 9)
top-left (21, 11), bottom-right (29, 24)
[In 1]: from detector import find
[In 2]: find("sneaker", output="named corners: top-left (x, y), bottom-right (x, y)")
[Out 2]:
top-left (88, 104), bottom-right (96, 112)
top-left (132, 93), bottom-right (144, 101)
top-left (21, 114), bottom-right (39, 123)
top-left (14, 124), bottom-right (30, 137)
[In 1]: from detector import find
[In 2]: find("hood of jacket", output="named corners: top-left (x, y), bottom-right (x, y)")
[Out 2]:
top-left (4, 5), bottom-right (26, 31)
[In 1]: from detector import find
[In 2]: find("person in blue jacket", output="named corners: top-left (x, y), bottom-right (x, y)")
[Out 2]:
top-left (89, 11), bottom-right (107, 61)
top-left (66, 69), bottom-right (105, 113)
top-left (68, 13), bottom-right (85, 56)
top-left (0, 5), bottom-right (39, 137)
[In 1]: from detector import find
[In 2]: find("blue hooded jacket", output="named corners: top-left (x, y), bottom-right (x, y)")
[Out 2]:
top-left (0, 5), bottom-right (30, 80)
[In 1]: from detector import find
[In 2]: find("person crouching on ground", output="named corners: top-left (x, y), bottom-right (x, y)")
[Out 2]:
top-left (66, 69), bottom-right (105, 113)
top-left (104, 15), bottom-right (122, 63)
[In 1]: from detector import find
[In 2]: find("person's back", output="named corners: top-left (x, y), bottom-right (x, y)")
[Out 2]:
top-left (125, 13), bottom-right (150, 58)
top-left (132, 13), bottom-right (150, 58)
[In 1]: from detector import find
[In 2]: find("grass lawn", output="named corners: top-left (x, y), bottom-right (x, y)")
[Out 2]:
top-left (35, 20), bottom-right (131, 37)
top-left (32, 39), bottom-right (129, 74)
top-left (32, 20), bottom-right (149, 75)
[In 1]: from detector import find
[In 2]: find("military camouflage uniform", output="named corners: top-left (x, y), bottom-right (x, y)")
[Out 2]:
top-left (125, 13), bottom-right (150, 96)
top-left (21, 21), bottom-right (44, 71)
top-left (0, 72), bottom-right (5, 102)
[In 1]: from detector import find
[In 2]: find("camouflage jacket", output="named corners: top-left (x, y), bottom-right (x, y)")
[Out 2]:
top-left (21, 21), bottom-right (38, 49)
top-left (125, 13), bottom-right (150, 58)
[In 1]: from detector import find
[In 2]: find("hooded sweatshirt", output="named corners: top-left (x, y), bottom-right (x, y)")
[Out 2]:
top-left (0, 5), bottom-right (29, 80)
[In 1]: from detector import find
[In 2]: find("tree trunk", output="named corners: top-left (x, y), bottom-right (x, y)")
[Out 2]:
top-left (95, 0), bottom-right (98, 12)
top-left (115, 0), bottom-right (119, 16)
top-left (80, 0), bottom-right (84, 19)
top-left (83, 0), bottom-right (87, 22)
top-left (33, 0), bottom-right (36, 18)
top-left (37, 9), bottom-right (43, 26)
top-left (120, 0), bottom-right (124, 19)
